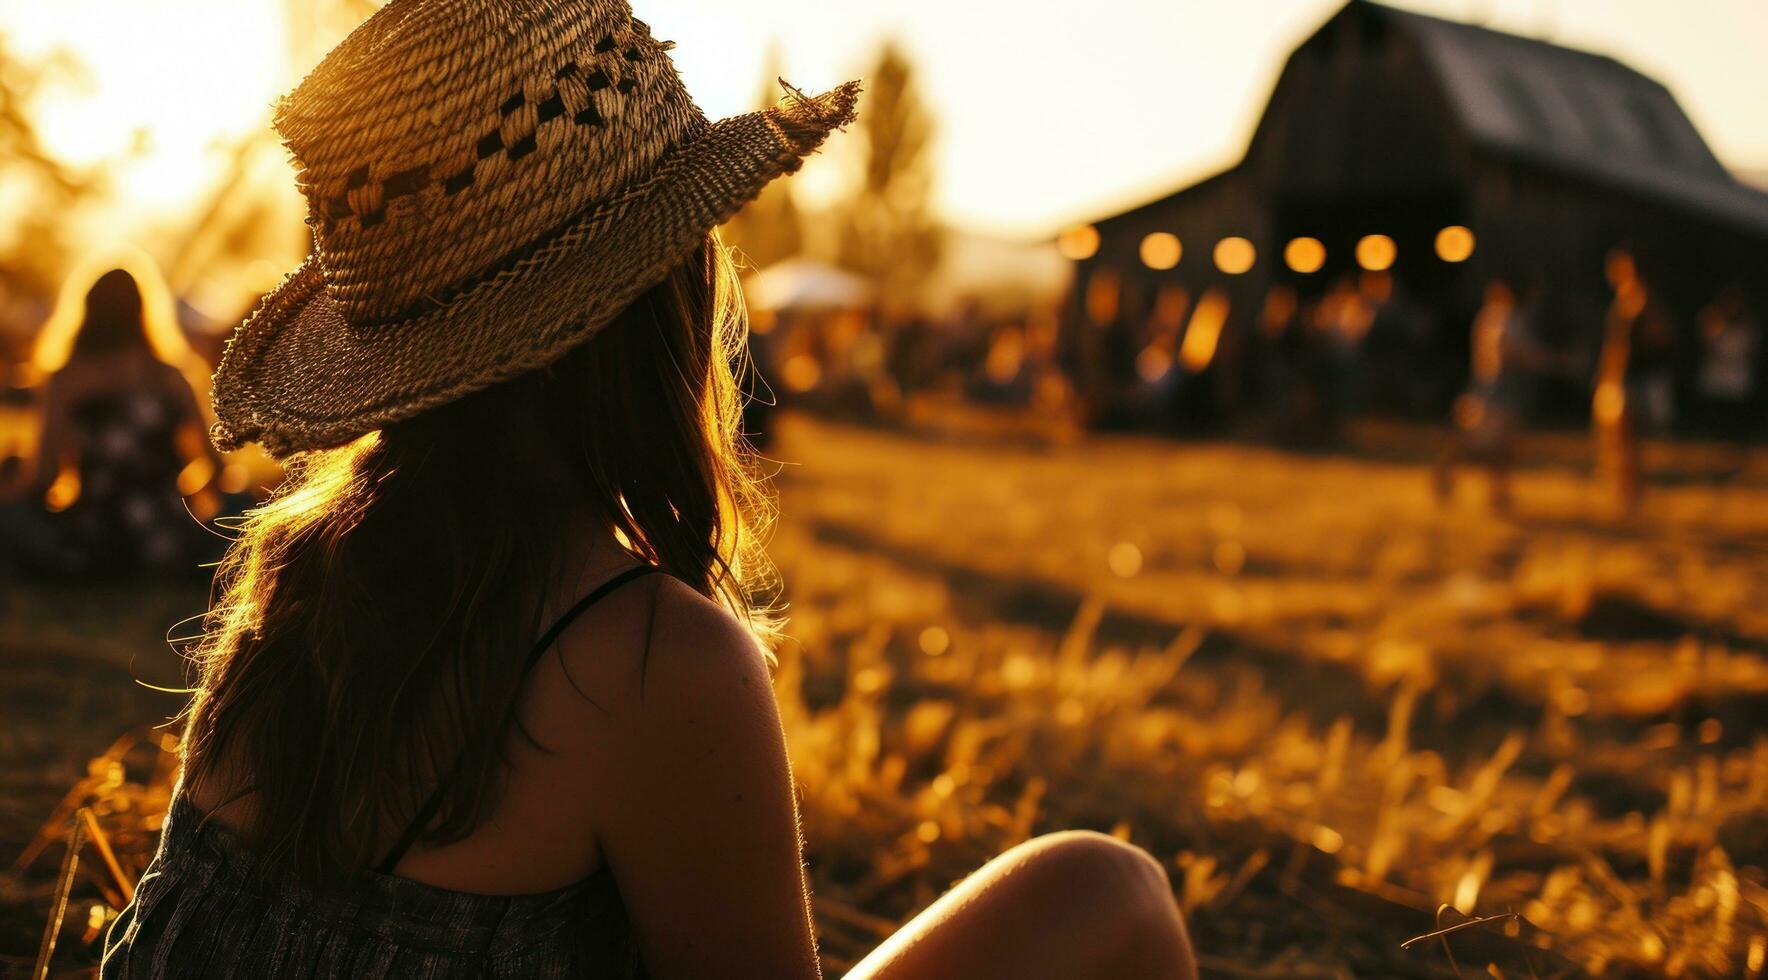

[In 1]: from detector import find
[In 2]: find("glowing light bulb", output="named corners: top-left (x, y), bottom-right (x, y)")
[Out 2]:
top-left (1214, 237), bottom-right (1256, 275)
top-left (1284, 237), bottom-right (1326, 274)
top-left (1356, 234), bottom-right (1396, 272)
top-left (1058, 225), bottom-right (1101, 261)
top-left (1435, 226), bottom-right (1476, 263)
top-left (1139, 232), bottom-right (1182, 271)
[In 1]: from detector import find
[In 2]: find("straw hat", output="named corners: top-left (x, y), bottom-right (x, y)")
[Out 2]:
top-left (211, 0), bottom-right (859, 456)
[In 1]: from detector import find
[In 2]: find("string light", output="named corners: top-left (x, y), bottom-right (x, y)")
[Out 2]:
top-left (1356, 234), bottom-right (1396, 272)
top-left (1284, 237), bottom-right (1326, 274)
top-left (1139, 232), bottom-right (1182, 271)
top-left (1435, 226), bottom-right (1476, 263)
top-left (1058, 225), bottom-right (1101, 261)
top-left (1214, 237), bottom-right (1256, 275)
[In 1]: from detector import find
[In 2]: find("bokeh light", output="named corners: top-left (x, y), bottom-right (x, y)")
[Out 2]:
top-left (1138, 232), bottom-right (1182, 271)
top-left (781, 354), bottom-right (823, 392)
top-left (1085, 269), bottom-right (1121, 326)
top-left (1058, 225), bottom-right (1101, 261)
top-left (1213, 237), bottom-right (1256, 275)
top-left (1107, 541), bottom-right (1144, 577)
top-left (1355, 234), bottom-right (1397, 271)
top-left (1136, 344), bottom-right (1173, 382)
top-left (1179, 288), bottom-right (1231, 371)
top-left (1435, 226), bottom-right (1476, 263)
top-left (1283, 237), bottom-right (1326, 274)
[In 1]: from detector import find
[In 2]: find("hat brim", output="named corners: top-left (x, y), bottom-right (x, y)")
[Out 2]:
top-left (211, 82), bottom-right (860, 457)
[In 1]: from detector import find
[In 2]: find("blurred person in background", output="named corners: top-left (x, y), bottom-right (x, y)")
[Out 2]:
top-left (1593, 252), bottom-right (1671, 515)
top-left (1434, 281), bottom-right (1560, 514)
top-left (1251, 285), bottom-right (1330, 444)
top-left (1362, 275), bottom-right (1438, 419)
top-left (101, 2), bottom-right (1197, 978)
top-left (1301, 275), bottom-right (1376, 440)
top-left (1695, 288), bottom-right (1760, 441)
top-left (0, 268), bottom-right (218, 579)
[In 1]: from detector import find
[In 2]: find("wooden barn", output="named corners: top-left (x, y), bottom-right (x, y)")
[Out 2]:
top-left (1062, 0), bottom-right (1768, 436)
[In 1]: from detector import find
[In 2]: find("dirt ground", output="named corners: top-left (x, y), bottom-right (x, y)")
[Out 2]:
top-left (4, 415), bottom-right (1766, 977)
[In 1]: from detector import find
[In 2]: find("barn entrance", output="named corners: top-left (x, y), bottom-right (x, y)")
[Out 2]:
top-left (1272, 186), bottom-right (1474, 418)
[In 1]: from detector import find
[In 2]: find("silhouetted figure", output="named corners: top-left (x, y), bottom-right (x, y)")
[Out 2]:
top-left (1294, 276), bottom-right (1375, 443)
top-left (1695, 289), bottom-right (1760, 441)
top-left (1435, 282), bottom-right (1555, 514)
top-left (1364, 277), bottom-right (1438, 418)
top-left (1593, 254), bottom-right (1668, 515)
top-left (9, 269), bottom-right (218, 579)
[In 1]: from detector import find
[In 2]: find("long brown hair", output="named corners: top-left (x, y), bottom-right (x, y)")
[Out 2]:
top-left (180, 236), bottom-right (774, 884)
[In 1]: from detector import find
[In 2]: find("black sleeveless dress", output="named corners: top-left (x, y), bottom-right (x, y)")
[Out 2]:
top-left (101, 566), bottom-right (660, 978)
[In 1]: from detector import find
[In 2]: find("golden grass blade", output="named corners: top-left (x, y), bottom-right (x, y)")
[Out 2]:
top-left (33, 807), bottom-right (89, 980)
top-left (1400, 911), bottom-right (1520, 949)
top-left (81, 808), bottom-right (135, 904)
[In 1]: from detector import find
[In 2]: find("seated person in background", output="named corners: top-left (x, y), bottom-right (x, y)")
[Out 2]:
top-left (16, 268), bottom-right (218, 579)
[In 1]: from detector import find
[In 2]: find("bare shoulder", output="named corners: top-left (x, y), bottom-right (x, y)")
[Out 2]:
top-left (644, 576), bottom-right (771, 687)
top-left (543, 573), bottom-right (774, 738)
top-left (528, 573), bottom-right (788, 844)
top-left (553, 576), bottom-right (817, 979)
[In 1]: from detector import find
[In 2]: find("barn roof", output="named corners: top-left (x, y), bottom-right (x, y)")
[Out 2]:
top-left (1093, 166), bottom-right (1242, 234)
top-left (1088, 2), bottom-right (1768, 237)
top-left (1361, 0), bottom-right (1768, 234)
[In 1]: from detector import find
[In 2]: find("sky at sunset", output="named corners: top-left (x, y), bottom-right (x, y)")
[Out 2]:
top-left (3, 0), bottom-right (1766, 243)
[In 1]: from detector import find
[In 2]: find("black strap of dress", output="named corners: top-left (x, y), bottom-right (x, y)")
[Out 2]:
top-left (374, 564), bottom-right (661, 874)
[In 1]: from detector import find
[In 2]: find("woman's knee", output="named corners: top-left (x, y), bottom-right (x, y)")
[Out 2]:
top-left (852, 832), bottom-right (1197, 980)
top-left (1011, 831), bottom-right (1196, 977)
top-left (1011, 831), bottom-right (1170, 897)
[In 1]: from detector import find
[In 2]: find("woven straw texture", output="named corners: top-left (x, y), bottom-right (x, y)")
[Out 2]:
top-left (211, 0), bottom-right (859, 456)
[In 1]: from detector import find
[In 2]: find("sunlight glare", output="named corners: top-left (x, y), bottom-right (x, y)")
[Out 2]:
top-left (6, 0), bottom-right (287, 219)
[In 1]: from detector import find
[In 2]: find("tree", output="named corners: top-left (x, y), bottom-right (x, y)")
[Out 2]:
top-left (0, 36), bottom-right (93, 299)
top-left (719, 45), bottom-right (804, 272)
top-left (835, 41), bottom-right (942, 315)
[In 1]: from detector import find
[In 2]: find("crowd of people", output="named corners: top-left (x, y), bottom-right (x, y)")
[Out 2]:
top-left (2, 254), bottom-right (1760, 585)
top-left (745, 257), bottom-right (1761, 515)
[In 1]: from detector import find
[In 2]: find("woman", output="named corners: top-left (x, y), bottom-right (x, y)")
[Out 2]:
top-left (13, 268), bottom-right (217, 578)
top-left (103, 1), bottom-right (1196, 977)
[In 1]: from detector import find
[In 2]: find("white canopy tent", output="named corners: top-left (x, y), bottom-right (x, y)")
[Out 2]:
top-left (742, 258), bottom-right (875, 314)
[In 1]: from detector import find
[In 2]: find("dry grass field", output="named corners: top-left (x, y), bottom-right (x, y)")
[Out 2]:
top-left (4, 414), bottom-right (1767, 977)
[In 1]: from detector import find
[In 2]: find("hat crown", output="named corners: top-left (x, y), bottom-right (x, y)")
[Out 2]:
top-left (279, 0), bottom-right (705, 326)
